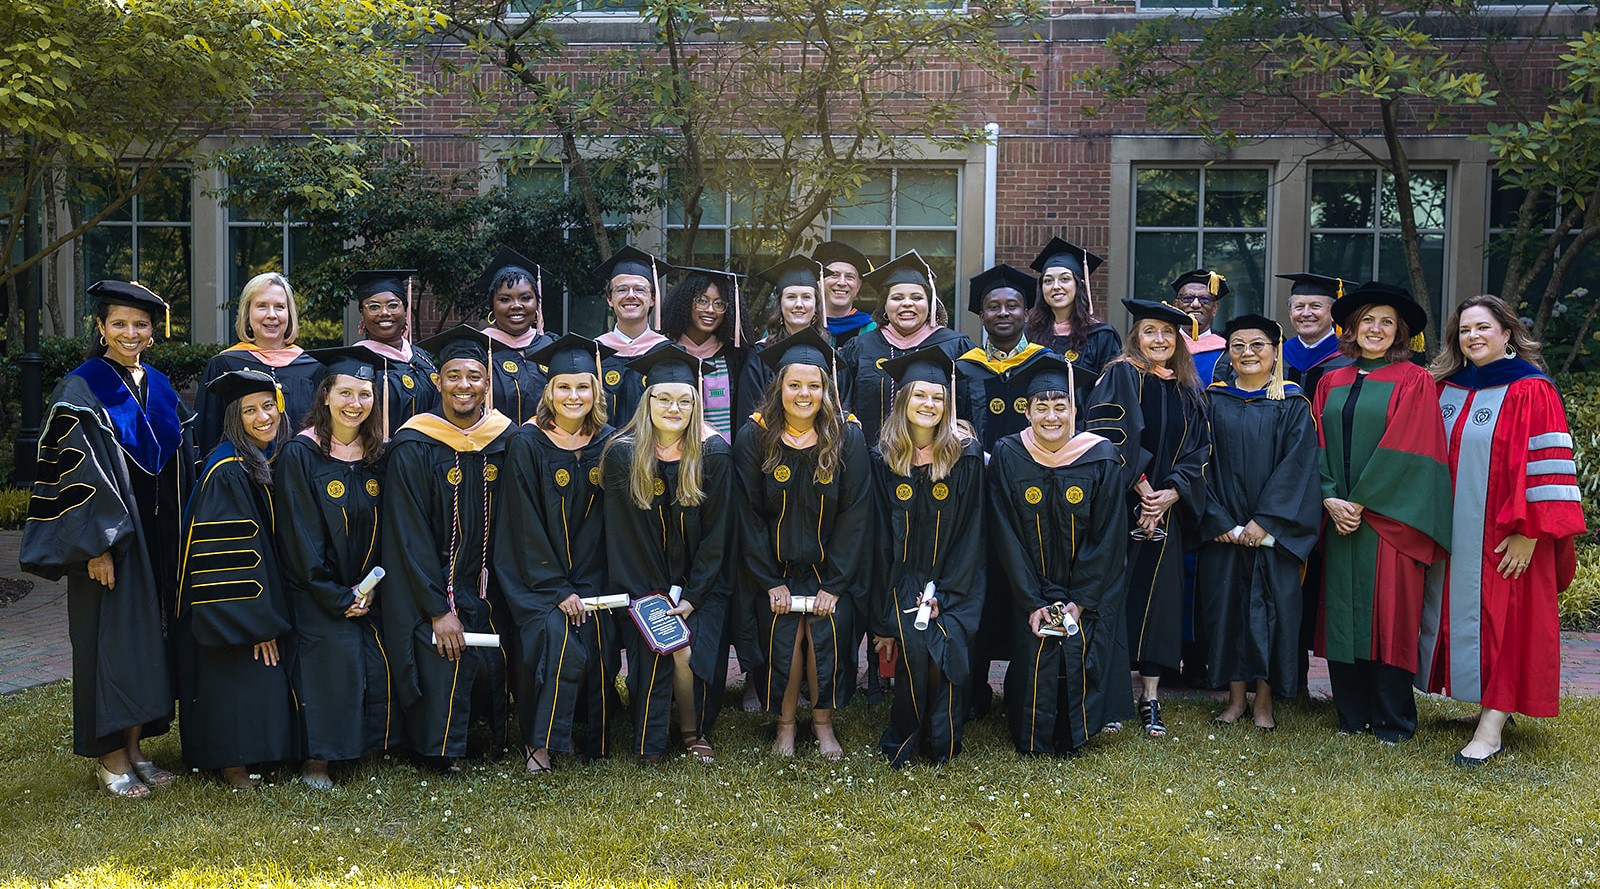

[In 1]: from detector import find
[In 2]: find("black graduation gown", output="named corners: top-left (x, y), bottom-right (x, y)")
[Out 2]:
top-left (367, 344), bottom-right (440, 436)
top-left (1196, 386), bottom-right (1322, 697)
top-left (489, 333), bottom-right (554, 425)
top-left (871, 438), bottom-right (986, 767)
top-left (1085, 361), bottom-right (1210, 674)
top-left (1045, 323), bottom-right (1122, 410)
top-left (956, 344), bottom-right (1059, 452)
top-left (603, 435), bottom-right (734, 756)
top-left (734, 340), bottom-right (776, 437)
top-left (196, 347), bottom-right (326, 454)
top-left (733, 420), bottom-right (874, 711)
top-left (839, 327), bottom-right (974, 446)
top-left (991, 435), bottom-right (1129, 755)
top-left (21, 363), bottom-right (194, 758)
top-left (379, 411), bottom-right (517, 760)
top-left (176, 443), bottom-right (297, 770)
top-left (601, 352), bottom-right (650, 427)
top-left (492, 423), bottom-right (623, 758)
top-left (274, 436), bottom-right (402, 761)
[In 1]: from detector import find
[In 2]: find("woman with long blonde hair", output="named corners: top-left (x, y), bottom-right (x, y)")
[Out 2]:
top-left (495, 334), bottom-right (622, 773)
top-left (869, 347), bottom-right (986, 767)
top-left (601, 345), bottom-right (734, 763)
top-left (1085, 299), bottom-right (1212, 739)
top-left (734, 328), bottom-right (874, 760)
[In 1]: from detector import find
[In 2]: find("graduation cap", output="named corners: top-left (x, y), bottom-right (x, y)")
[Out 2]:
top-left (1331, 281), bottom-right (1429, 352)
top-left (417, 324), bottom-right (493, 369)
top-left (1029, 237), bottom-right (1105, 280)
top-left (88, 280), bottom-right (170, 338)
top-left (882, 345), bottom-right (955, 389)
top-left (1276, 272), bottom-right (1344, 301)
top-left (347, 270), bottom-right (416, 304)
top-left (206, 368), bottom-right (284, 414)
top-left (529, 332), bottom-right (615, 380)
top-left (1011, 353), bottom-right (1078, 401)
top-left (1123, 297), bottom-right (1197, 338)
top-left (968, 264), bottom-right (1037, 314)
top-left (811, 241), bottom-right (871, 275)
top-left (758, 326), bottom-right (835, 373)
top-left (592, 245), bottom-right (674, 329)
top-left (757, 255), bottom-right (824, 294)
top-left (628, 343), bottom-right (705, 388)
top-left (1220, 314), bottom-right (1288, 400)
top-left (863, 250), bottom-right (942, 325)
top-left (305, 345), bottom-right (380, 382)
top-left (1170, 268), bottom-right (1230, 299)
top-left (474, 247), bottom-right (544, 301)
top-left (677, 266), bottom-right (749, 348)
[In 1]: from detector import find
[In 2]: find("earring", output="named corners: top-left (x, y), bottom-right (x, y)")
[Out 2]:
top-left (486, 312), bottom-right (495, 326)
top-left (244, 323), bottom-right (254, 340)
top-left (1506, 343), bottom-right (1517, 358)
top-left (98, 333), bottom-right (107, 347)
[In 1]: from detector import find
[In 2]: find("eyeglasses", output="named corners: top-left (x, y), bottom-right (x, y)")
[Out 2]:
top-left (650, 395), bottom-right (695, 411)
top-left (1174, 294), bottom-right (1216, 307)
top-left (693, 297), bottom-right (728, 311)
top-left (362, 300), bottom-right (404, 313)
top-left (612, 286), bottom-right (652, 298)
top-left (1228, 340), bottom-right (1273, 354)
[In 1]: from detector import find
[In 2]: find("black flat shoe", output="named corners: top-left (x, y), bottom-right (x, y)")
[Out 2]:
top-left (1452, 746), bottom-right (1503, 767)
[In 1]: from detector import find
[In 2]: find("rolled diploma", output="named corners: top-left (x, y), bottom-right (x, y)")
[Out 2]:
top-left (668, 584), bottom-right (684, 607)
top-left (432, 631), bottom-right (501, 648)
top-left (354, 566), bottom-right (385, 597)
top-left (581, 594), bottom-right (629, 611)
top-left (1230, 525), bottom-right (1277, 548)
top-left (913, 581), bottom-right (936, 631)
top-left (1040, 607), bottom-right (1081, 637)
top-left (789, 596), bottom-right (817, 614)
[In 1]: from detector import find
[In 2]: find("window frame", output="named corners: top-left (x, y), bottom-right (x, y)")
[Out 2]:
top-left (1129, 164), bottom-right (1274, 319)
top-left (79, 166), bottom-right (194, 341)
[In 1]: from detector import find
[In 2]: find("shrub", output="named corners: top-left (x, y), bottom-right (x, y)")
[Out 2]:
top-left (1554, 372), bottom-right (1600, 537)
top-left (1562, 543), bottom-right (1600, 630)
top-left (0, 487), bottom-right (28, 530)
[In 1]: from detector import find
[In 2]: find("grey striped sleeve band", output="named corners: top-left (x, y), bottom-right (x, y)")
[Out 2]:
top-left (1527, 459), bottom-right (1578, 476)
top-left (1526, 484), bottom-right (1582, 503)
top-left (1528, 432), bottom-right (1573, 450)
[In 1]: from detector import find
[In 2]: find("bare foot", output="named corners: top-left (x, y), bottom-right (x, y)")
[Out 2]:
top-left (1212, 706), bottom-right (1247, 725)
top-left (772, 719), bottom-right (797, 757)
top-left (220, 766), bottom-right (260, 789)
top-left (812, 718), bottom-right (844, 761)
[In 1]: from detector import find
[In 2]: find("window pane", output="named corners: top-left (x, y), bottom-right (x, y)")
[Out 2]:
top-left (1201, 231), bottom-right (1267, 319)
top-left (895, 169), bottom-right (958, 228)
top-left (509, 167), bottom-right (565, 197)
top-left (82, 227), bottom-right (134, 289)
top-left (1310, 169), bottom-right (1375, 230)
top-left (831, 174), bottom-right (892, 228)
top-left (75, 170), bottom-right (133, 222)
top-left (1487, 178), bottom-right (1551, 232)
top-left (830, 230), bottom-right (890, 273)
top-left (1135, 168), bottom-right (1200, 228)
top-left (134, 226), bottom-right (193, 341)
top-left (667, 228), bottom-right (727, 272)
top-left (1203, 169), bottom-right (1268, 230)
top-left (1381, 170), bottom-right (1447, 231)
top-left (668, 186), bottom-right (727, 228)
top-left (138, 168), bottom-right (191, 222)
top-left (1309, 232), bottom-right (1375, 284)
top-left (1133, 232), bottom-right (1198, 301)
top-left (1378, 232), bottom-right (1444, 324)
top-left (287, 225), bottom-right (332, 278)
top-left (228, 226), bottom-right (284, 305)
top-left (895, 230), bottom-right (957, 299)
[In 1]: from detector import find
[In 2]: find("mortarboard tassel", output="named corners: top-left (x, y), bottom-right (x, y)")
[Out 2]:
top-left (1208, 271), bottom-right (1225, 297)
top-left (922, 256), bottom-right (939, 327)
top-left (535, 267), bottom-right (545, 335)
top-left (273, 381), bottom-right (286, 416)
top-left (652, 259), bottom-right (663, 331)
top-left (1410, 331), bottom-right (1426, 352)
top-left (732, 273), bottom-right (743, 349)
top-left (1268, 343), bottom-right (1286, 401)
top-left (1082, 245), bottom-right (1094, 319)
top-left (405, 276), bottom-right (414, 345)
top-left (1166, 301), bottom-right (1200, 340)
top-left (1336, 278), bottom-right (1344, 300)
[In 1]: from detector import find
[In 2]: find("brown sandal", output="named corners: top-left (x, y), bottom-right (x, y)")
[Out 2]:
top-left (682, 734), bottom-right (716, 763)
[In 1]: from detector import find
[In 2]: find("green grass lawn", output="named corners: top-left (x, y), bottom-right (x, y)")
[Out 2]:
top-left (2, 681), bottom-right (1598, 888)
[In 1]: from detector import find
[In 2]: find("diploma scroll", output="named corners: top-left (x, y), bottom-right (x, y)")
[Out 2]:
top-left (1229, 526), bottom-right (1277, 547)
top-left (788, 596), bottom-right (817, 614)
top-left (431, 631), bottom-right (502, 648)
top-left (581, 594), bottom-right (630, 611)
top-left (1038, 603), bottom-right (1080, 638)
top-left (353, 566), bottom-right (384, 607)
top-left (913, 581), bottom-right (936, 631)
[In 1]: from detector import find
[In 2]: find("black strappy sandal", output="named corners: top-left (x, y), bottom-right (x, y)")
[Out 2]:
top-left (1141, 698), bottom-right (1168, 739)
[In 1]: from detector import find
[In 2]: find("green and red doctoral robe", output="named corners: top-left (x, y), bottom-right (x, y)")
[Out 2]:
top-left (1313, 357), bottom-right (1452, 670)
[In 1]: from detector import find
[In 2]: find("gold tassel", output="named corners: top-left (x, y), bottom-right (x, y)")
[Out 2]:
top-left (1409, 331), bottom-right (1426, 352)
top-left (1267, 345), bottom-right (1286, 401)
top-left (274, 382), bottom-right (286, 416)
top-left (1208, 270), bottom-right (1225, 297)
top-left (1336, 278), bottom-right (1344, 300)
top-left (1166, 301), bottom-right (1199, 340)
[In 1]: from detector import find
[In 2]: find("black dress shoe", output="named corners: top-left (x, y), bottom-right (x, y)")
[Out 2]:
top-left (1452, 746), bottom-right (1503, 767)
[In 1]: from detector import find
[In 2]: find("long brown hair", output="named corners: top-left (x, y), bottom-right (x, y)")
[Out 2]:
top-left (1429, 294), bottom-right (1546, 380)
top-left (756, 364), bottom-right (846, 484)
top-left (1023, 268), bottom-right (1099, 349)
top-left (878, 381), bottom-right (964, 481)
top-left (604, 384), bottom-right (707, 510)
top-left (302, 373), bottom-right (385, 467)
top-left (1336, 302), bottom-right (1414, 363)
top-left (534, 372), bottom-right (608, 438)
top-left (1109, 318), bottom-right (1201, 391)
top-left (220, 394), bottom-right (289, 485)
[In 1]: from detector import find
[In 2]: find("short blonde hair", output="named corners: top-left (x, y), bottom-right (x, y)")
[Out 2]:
top-left (234, 272), bottom-right (301, 345)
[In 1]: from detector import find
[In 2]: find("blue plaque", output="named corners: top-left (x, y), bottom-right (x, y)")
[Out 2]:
top-left (628, 592), bottom-right (691, 654)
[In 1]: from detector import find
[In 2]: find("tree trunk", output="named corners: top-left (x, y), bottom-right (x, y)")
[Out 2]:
top-left (1379, 99), bottom-right (1432, 319)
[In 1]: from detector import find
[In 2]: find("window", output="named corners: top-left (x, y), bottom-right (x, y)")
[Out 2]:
top-left (1485, 171), bottom-right (1600, 310)
top-left (1137, 0), bottom-right (1240, 10)
top-left (826, 167), bottom-right (960, 305)
top-left (1132, 167), bottom-right (1270, 321)
top-left (664, 185), bottom-right (765, 271)
top-left (506, 0), bottom-right (643, 14)
top-left (506, 165), bottom-right (631, 335)
top-left (1309, 167), bottom-right (1448, 327)
top-left (225, 198), bottom-right (325, 313)
top-left (79, 167), bottom-right (193, 341)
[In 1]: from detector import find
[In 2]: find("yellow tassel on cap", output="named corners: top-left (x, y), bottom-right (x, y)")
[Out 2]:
top-left (1336, 278), bottom-right (1345, 300)
top-left (1165, 301), bottom-right (1199, 340)
top-left (1267, 344), bottom-right (1286, 401)
top-left (1409, 332), bottom-right (1426, 352)
top-left (1208, 271), bottom-right (1225, 297)
top-left (274, 382), bottom-right (285, 416)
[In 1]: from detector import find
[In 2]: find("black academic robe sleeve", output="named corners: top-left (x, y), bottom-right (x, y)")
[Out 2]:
top-left (1167, 390), bottom-right (1212, 534)
top-left (377, 437), bottom-right (443, 707)
top-left (818, 425), bottom-right (874, 605)
top-left (493, 428), bottom-right (571, 667)
top-left (1084, 361), bottom-right (1149, 491)
top-left (273, 442), bottom-right (360, 618)
top-left (683, 439), bottom-right (734, 609)
top-left (928, 443), bottom-right (987, 629)
top-left (733, 430), bottom-right (786, 593)
top-left (1064, 452), bottom-right (1127, 619)
top-left (179, 460), bottom-right (290, 647)
top-left (21, 398), bottom-right (136, 578)
top-left (1200, 392), bottom-right (1322, 563)
top-left (1251, 396), bottom-right (1322, 561)
top-left (987, 441), bottom-right (1051, 614)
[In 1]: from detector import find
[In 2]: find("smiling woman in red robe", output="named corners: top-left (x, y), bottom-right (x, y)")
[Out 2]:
top-left (1418, 295), bottom-right (1586, 766)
